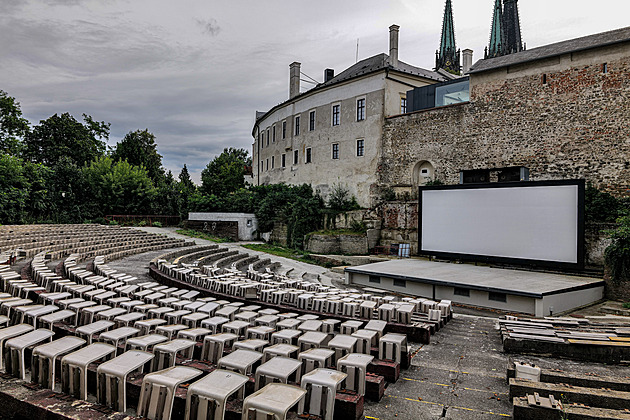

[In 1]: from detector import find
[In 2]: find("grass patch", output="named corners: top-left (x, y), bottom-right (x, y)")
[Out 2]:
top-left (176, 229), bottom-right (231, 243)
top-left (241, 243), bottom-right (327, 266)
top-left (623, 303), bottom-right (630, 309)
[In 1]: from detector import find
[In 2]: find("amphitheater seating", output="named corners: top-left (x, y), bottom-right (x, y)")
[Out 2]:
top-left (0, 230), bottom-right (451, 420)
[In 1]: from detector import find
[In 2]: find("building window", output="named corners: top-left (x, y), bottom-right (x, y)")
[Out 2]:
top-left (271, 156), bottom-right (275, 169)
top-left (454, 287), bottom-right (470, 297)
top-left (400, 97), bottom-right (407, 113)
top-left (266, 159), bottom-right (269, 171)
top-left (281, 154), bottom-right (286, 168)
top-left (332, 143), bottom-right (339, 160)
top-left (489, 292), bottom-right (507, 302)
top-left (309, 110), bottom-right (315, 131)
top-left (602, 63), bottom-right (608, 73)
top-left (260, 160), bottom-right (263, 172)
top-left (305, 147), bottom-right (312, 163)
top-left (293, 150), bottom-right (298, 165)
top-left (261, 132), bottom-right (264, 148)
top-left (266, 129), bottom-right (270, 145)
top-left (295, 116), bottom-right (300, 136)
top-left (356, 98), bottom-right (365, 121)
top-left (282, 121), bottom-right (287, 139)
top-left (369, 275), bottom-right (380, 283)
top-left (393, 279), bottom-right (406, 287)
top-left (356, 139), bottom-right (364, 157)
top-left (542, 74), bottom-right (547, 85)
top-left (332, 104), bottom-right (340, 126)
top-left (272, 126), bottom-right (276, 142)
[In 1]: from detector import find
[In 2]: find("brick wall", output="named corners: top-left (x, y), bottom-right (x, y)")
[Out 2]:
top-left (379, 53), bottom-right (630, 198)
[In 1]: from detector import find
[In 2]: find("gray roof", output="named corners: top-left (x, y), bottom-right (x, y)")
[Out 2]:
top-left (469, 26), bottom-right (630, 74)
top-left (254, 54), bottom-right (445, 126)
top-left (321, 53), bottom-right (446, 87)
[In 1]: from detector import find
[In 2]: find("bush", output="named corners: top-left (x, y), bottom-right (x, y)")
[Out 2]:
top-left (605, 214), bottom-right (630, 285)
top-left (586, 185), bottom-right (626, 223)
top-left (380, 188), bottom-right (396, 202)
top-left (108, 220), bottom-right (118, 225)
top-left (328, 183), bottom-right (360, 211)
top-left (152, 221), bottom-right (162, 227)
top-left (137, 220), bottom-right (147, 227)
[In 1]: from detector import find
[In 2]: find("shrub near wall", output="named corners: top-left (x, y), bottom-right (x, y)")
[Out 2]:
top-left (605, 215), bottom-right (630, 300)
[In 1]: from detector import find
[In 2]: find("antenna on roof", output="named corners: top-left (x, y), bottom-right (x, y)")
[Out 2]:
top-left (356, 38), bottom-right (360, 63)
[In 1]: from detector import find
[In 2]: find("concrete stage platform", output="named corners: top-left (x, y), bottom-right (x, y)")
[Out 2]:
top-left (345, 259), bottom-right (605, 317)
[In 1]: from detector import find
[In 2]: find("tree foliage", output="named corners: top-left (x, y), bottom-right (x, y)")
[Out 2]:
top-left (0, 153), bottom-right (51, 223)
top-left (0, 90), bottom-right (30, 156)
top-left (327, 183), bottom-right (360, 211)
top-left (25, 113), bottom-right (109, 166)
top-left (200, 148), bottom-right (250, 197)
top-left (83, 157), bottom-right (156, 216)
top-left (605, 214), bottom-right (630, 285)
top-left (111, 129), bottom-right (164, 182)
top-left (585, 185), bottom-right (627, 223)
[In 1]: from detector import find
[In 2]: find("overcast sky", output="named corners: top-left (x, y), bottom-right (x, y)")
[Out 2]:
top-left (2, 0), bottom-right (628, 183)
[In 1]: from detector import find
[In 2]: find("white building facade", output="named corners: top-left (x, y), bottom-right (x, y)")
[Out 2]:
top-left (252, 25), bottom-right (449, 207)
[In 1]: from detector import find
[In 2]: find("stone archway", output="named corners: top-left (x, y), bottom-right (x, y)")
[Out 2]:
top-left (412, 160), bottom-right (436, 189)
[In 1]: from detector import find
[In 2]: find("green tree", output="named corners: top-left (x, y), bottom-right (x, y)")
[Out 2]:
top-left (22, 160), bottom-right (52, 222)
top-left (0, 90), bottom-right (30, 156)
top-left (83, 156), bottom-right (156, 216)
top-left (111, 129), bottom-right (164, 183)
top-left (48, 157), bottom-right (92, 223)
top-left (178, 164), bottom-right (196, 194)
top-left (200, 148), bottom-right (250, 197)
top-left (152, 170), bottom-right (181, 216)
top-left (178, 164), bottom-right (197, 218)
top-left (0, 153), bottom-right (30, 223)
top-left (327, 183), bottom-right (360, 211)
top-left (25, 113), bottom-right (109, 166)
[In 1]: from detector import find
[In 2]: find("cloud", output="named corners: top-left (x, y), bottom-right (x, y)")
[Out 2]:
top-left (196, 18), bottom-right (221, 37)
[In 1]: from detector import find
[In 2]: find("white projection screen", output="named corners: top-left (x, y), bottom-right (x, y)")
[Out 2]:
top-left (419, 180), bottom-right (585, 269)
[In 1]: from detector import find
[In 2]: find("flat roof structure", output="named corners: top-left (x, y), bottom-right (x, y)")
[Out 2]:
top-left (345, 259), bottom-right (604, 317)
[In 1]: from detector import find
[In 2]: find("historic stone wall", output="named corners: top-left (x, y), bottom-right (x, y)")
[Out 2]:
top-left (305, 233), bottom-right (368, 255)
top-left (378, 48), bottom-right (630, 198)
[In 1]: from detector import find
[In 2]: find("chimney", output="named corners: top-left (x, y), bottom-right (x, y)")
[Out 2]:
top-left (289, 62), bottom-right (301, 99)
top-left (389, 24), bottom-right (400, 68)
top-left (462, 49), bottom-right (473, 74)
top-left (324, 68), bottom-right (335, 82)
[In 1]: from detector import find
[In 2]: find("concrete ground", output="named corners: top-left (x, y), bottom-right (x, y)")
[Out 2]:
top-left (81, 227), bottom-right (630, 419)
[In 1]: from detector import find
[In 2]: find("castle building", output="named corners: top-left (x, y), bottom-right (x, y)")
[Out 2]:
top-left (383, 26), bottom-right (630, 202)
top-left (252, 26), bottom-right (448, 207)
top-left (252, 0), bottom-right (629, 208)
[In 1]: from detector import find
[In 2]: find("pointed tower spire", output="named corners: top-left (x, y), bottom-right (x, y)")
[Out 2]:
top-left (487, 0), bottom-right (504, 58)
top-left (486, 0), bottom-right (524, 59)
top-left (502, 0), bottom-right (523, 55)
top-left (435, 0), bottom-right (460, 74)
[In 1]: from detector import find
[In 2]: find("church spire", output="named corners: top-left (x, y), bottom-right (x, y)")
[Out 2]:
top-left (435, 0), bottom-right (460, 74)
top-left (486, 0), bottom-right (504, 58)
top-left (502, 0), bottom-right (523, 55)
top-left (486, 0), bottom-right (524, 59)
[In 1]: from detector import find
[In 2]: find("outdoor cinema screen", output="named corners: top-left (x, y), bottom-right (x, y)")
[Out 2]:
top-left (419, 180), bottom-right (584, 268)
